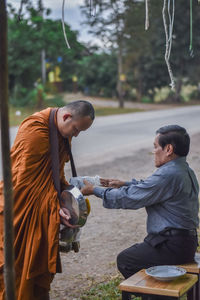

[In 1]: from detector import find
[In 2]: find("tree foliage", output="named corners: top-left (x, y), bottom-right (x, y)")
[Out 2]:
top-left (81, 0), bottom-right (200, 102)
top-left (7, 0), bottom-right (119, 106)
top-left (77, 52), bottom-right (117, 97)
top-left (7, 0), bottom-right (200, 106)
top-left (7, 0), bottom-right (84, 101)
top-left (81, 0), bottom-right (130, 107)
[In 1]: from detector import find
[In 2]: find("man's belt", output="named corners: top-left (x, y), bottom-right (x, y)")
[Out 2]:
top-left (161, 228), bottom-right (197, 237)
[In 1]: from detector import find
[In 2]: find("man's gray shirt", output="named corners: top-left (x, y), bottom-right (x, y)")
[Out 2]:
top-left (94, 157), bottom-right (199, 234)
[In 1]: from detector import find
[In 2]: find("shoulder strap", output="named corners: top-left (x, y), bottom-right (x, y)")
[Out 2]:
top-left (49, 108), bottom-right (61, 198)
top-left (49, 108), bottom-right (77, 199)
top-left (64, 139), bottom-right (77, 177)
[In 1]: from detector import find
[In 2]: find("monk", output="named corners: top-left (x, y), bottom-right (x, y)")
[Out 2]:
top-left (0, 100), bottom-right (95, 300)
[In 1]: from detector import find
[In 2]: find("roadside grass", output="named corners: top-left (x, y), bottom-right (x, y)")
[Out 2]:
top-left (9, 105), bottom-right (144, 127)
top-left (80, 275), bottom-right (124, 300)
top-left (197, 228), bottom-right (200, 252)
top-left (80, 277), bottom-right (121, 300)
top-left (9, 106), bottom-right (38, 127)
top-left (95, 107), bottom-right (144, 117)
top-left (80, 275), bottom-right (142, 300)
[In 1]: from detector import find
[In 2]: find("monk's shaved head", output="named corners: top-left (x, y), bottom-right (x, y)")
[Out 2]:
top-left (57, 100), bottom-right (94, 138)
top-left (61, 100), bottom-right (95, 121)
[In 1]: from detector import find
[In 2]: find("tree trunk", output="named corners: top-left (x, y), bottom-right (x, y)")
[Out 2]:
top-left (136, 77), bottom-right (143, 102)
top-left (41, 49), bottom-right (46, 86)
top-left (173, 78), bottom-right (182, 102)
top-left (39, 0), bottom-right (46, 108)
top-left (36, 86), bottom-right (44, 109)
top-left (117, 40), bottom-right (124, 108)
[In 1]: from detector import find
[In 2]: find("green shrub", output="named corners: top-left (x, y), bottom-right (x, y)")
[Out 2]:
top-left (154, 87), bottom-right (171, 103)
top-left (141, 97), bottom-right (153, 103)
top-left (189, 88), bottom-right (200, 101)
top-left (9, 86), bottom-right (37, 107)
top-left (180, 85), bottom-right (197, 102)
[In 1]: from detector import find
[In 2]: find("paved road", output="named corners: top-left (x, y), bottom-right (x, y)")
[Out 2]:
top-left (71, 105), bottom-right (200, 167)
top-left (1, 105), bottom-right (200, 178)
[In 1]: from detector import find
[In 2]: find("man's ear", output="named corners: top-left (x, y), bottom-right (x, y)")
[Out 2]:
top-left (63, 113), bottom-right (72, 121)
top-left (165, 144), bottom-right (174, 156)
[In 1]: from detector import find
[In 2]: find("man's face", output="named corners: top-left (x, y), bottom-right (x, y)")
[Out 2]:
top-left (153, 134), bottom-right (170, 167)
top-left (59, 114), bottom-right (93, 138)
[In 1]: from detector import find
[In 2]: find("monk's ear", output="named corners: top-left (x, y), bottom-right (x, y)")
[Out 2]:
top-left (165, 144), bottom-right (174, 156)
top-left (63, 113), bottom-right (72, 122)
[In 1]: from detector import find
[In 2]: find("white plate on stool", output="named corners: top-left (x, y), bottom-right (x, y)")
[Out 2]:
top-left (145, 265), bottom-right (186, 281)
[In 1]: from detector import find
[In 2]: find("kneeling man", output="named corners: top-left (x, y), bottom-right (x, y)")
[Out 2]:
top-left (82, 125), bottom-right (199, 283)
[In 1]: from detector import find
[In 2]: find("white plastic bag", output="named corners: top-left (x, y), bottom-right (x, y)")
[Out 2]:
top-left (70, 175), bottom-right (101, 189)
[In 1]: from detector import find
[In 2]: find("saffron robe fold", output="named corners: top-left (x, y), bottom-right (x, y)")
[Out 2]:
top-left (0, 108), bottom-right (70, 300)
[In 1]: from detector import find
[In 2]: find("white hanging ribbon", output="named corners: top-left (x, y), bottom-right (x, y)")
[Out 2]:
top-left (61, 0), bottom-right (71, 49)
top-left (162, 0), bottom-right (175, 90)
top-left (145, 0), bottom-right (149, 30)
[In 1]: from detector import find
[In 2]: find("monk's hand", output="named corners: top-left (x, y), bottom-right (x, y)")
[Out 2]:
top-left (81, 180), bottom-right (94, 196)
top-left (59, 207), bottom-right (79, 229)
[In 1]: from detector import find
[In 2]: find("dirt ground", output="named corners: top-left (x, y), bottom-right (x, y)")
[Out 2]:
top-left (50, 132), bottom-right (200, 300)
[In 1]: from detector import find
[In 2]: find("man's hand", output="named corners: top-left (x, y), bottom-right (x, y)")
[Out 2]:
top-left (100, 178), bottom-right (125, 188)
top-left (59, 207), bottom-right (79, 228)
top-left (100, 178), bottom-right (110, 187)
top-left (81, 180), bottom-right (94, 195)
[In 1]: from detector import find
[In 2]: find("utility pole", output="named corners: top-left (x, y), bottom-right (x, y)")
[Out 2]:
top-left (41, 49), bottom-right (46, 85)
top-left (0, 0), bottom-right (16, 299)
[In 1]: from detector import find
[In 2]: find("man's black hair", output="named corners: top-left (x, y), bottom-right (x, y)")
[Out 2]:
top-left (65, 100), bottom-right (95, 121)
top-left (156, 125), bottom-right (190, 157)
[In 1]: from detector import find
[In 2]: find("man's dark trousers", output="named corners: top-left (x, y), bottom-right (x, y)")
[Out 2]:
top-left (117, 231), bottom-right (198, 300)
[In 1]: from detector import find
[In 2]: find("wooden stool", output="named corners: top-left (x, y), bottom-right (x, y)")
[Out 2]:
top-left (119, 269), bottom-right (198, 300)
top-left (178, 253), bottom-right (200, 300)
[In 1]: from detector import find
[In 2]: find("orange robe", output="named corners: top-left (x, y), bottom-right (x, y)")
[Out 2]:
top-left (0, 108), bottom-right (69, 299)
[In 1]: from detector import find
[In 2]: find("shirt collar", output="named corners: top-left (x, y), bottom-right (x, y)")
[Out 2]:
top-left (160, 156), bottom-right (186, 168)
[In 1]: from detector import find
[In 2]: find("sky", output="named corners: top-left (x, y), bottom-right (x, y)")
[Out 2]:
top-left (8, 0), bottom-right (95, 44)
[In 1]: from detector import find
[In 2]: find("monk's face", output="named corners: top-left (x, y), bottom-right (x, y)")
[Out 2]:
top-left (59, 114), bottom-right (93, 138)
